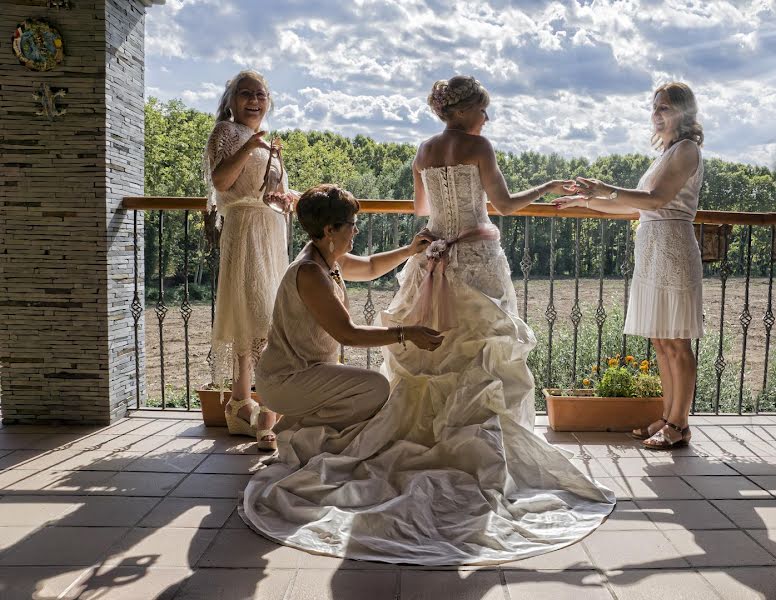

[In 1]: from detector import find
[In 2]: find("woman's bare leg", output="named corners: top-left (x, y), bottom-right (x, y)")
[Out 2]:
top-left (662, 338), bottom-right (695, 442)
top-left (643, 338), bottom-right (673, 435)
top-left (230, 354), bottom-right (254, 422)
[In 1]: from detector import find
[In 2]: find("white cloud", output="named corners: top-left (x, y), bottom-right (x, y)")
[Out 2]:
top-left (145, 0), bottom-right (776, 166)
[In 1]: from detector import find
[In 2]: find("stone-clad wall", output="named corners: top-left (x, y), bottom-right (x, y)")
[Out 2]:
top-left (0, 0), bottom-right (154, 423)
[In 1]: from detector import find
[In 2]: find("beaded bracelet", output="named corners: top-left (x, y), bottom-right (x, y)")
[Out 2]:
top-left (397, 325), bottom-right (407, 349)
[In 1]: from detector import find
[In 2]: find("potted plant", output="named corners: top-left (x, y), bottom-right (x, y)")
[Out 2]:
top-left (543, 356), bottom-right (664, 432)
top-left (196, 382), bottom-right (259, 427)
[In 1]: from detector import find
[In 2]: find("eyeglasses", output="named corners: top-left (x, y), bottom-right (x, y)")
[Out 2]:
top-left (237, 90), bottom-right (269, 101)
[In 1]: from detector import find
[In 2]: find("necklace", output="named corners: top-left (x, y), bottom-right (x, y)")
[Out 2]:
top-left (312, 244), bottom-right (343, 285)
top-left (445, 127), bottom-right (469, 133)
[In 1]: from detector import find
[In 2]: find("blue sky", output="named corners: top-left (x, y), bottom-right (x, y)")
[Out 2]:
top-left (145, 0), bottom-right (776, 167)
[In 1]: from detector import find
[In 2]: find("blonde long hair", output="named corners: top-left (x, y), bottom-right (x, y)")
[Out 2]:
top-left (652, 82), bottom-right (704, 150)
top-left (214, 70), bottom-right (272, 123)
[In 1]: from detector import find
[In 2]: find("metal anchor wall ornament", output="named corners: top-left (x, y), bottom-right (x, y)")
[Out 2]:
top-left (33, 83), bottom-right (67, 120)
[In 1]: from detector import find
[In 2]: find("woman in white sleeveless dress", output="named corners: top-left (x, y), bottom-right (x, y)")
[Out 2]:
top-left (555, 82), bottom-right (704, 450)
top-left (204, 70), bottom-right (296, 449)
top-left (240, 76), bottom-right (615, 565)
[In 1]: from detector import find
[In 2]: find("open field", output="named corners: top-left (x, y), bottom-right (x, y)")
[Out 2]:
top-left (142, 277), bottom-right (775, 409)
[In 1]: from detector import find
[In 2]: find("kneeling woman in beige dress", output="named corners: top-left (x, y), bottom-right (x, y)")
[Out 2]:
top-left (256, 184), bottom-right (443, 456)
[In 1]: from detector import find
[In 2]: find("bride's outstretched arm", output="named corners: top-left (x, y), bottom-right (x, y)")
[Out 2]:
top-left (478, 138), bottom-right (574, 215)
top-left (556, 139), bottom-right (699, 215)
top-left (339, 231), bottom-right (433, 282)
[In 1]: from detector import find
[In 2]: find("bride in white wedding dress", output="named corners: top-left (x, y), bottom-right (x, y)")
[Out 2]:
top-left (240, 76), bottom-right (615, 565)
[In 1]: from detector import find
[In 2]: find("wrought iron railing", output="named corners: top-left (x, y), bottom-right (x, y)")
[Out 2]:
top-left (123, 196), bottom-right (776, 414)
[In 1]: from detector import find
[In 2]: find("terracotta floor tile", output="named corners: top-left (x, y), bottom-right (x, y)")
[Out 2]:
top-left (194, 453), bottom-right (265, 474)
top-left (699, 567), bottom-right (776, 600)
top-left (583, 530), bottom-right (688, 570)
top-left (664, 529), bottom-right (776, 567)
top-left (500, 540), bottom-right (594, 569)
top-left (635, 499), bottom-right (735, 530)
top-left (173, 568), bottom-right (294, 600)
top-left (0, 525), bottom-right (129, 566)
top-left (123, 451), bottom-right (207, 473)
top-left (502, 570), bottom-right (612, 599)
top-left (74, 565), bottom-right (191, 600)
top-left (0, 566), bottom-right (90, 600)
top-left (139, 498), bottom-right (235, 528)
top-left (596, 500), bottom-right (657, 532)
top-left (105, 527), bottom-right (217, 567)
top-left (0, 495), bottom-right (83, 526)
top-left (712, 500), bottom-right (776, 529)
top-left (4, 470), bottom-right (115, 495)
top-left (287, 569), bottom-right (398, 600)
top-left (197, 529), bottom-right (303, 569)
top-left (606, 568), bottom-right (720, 600)
top-left (400, 570), bottom-right (503, 600)
top-left (171, 473), bottom-right (251, 498)
top-left (88, 471), bottom-right (185, 496)
top-left (683, 476), bottom-right (772, 499)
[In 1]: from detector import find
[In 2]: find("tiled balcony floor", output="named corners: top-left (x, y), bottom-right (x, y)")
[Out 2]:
top-left (1, 412), bottom-right (776, 599)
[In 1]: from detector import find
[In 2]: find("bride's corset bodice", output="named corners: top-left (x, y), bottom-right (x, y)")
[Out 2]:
top-left (422, 164), bottom-right (491, 238)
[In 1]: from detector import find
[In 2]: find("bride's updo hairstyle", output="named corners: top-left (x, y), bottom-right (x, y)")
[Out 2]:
top-left (427, 75), bottom-right (490, 122)
top-left (652, 82), bottom-right (704, 150)
top-left (215, 70), bottom-right (273, 123)
top-left (297, 184), bottom-right (361, 240)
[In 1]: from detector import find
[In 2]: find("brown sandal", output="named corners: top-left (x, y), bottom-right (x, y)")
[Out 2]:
top-left (630, 417), bottom-right (667, 440)
top-left (643, 421), bottom-right (691, 451)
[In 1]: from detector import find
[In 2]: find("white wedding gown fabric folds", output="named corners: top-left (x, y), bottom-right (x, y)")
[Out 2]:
top-left (241, 164), bottom-right (615, 565)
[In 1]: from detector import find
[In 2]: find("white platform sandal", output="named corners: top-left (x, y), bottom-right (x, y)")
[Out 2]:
top-left (256, 406), bottom-right (278, 452)
top-left (223, 396), bottom-right (260, 437)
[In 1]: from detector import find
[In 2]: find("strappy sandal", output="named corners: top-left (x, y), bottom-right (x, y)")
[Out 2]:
top-left (224, 396), bottom-right (260, 437)
top-left (630, 417), bottom-right (667, 440)
top-left (256, 406), bottom-right (278, 452)
top-left (643, 421), bottom-right (691, 451)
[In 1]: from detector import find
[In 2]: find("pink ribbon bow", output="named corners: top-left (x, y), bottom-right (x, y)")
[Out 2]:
top-left (404, 223), bottom-right (500, 331)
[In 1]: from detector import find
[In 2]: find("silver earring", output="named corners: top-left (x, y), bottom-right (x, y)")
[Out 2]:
top-left (328, 239), bottom-right (335, 253)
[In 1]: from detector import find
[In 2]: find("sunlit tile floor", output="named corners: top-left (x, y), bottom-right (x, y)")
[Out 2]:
top-left (1, 412), bottom-right (775, 599)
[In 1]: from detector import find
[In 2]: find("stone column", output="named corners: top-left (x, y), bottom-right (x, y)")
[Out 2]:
top-left (0, 0), bottom-right (159, 424)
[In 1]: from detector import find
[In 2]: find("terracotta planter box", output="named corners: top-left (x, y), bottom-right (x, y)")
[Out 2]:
top-left (196, 389), bottom-right (260, 427)
top-left (543, 388), bottom-right (664, 432)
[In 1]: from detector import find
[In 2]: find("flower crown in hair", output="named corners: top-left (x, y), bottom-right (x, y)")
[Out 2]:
top-left (429, 78), bottom-right (481, 112)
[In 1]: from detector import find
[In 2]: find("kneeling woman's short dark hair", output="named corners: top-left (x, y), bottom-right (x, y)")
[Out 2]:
top-left (296, 184), bottom-right (361, 240)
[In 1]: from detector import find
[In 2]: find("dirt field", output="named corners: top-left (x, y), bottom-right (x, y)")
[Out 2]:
top-left (142, 277), bottom-right (775, 403)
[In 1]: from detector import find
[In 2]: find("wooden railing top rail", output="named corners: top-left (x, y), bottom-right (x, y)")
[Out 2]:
top-left (122, 197), bottom-right (776, 226)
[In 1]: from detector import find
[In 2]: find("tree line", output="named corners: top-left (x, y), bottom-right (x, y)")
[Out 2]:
top-left (143, 98), bottom-right (775, 301)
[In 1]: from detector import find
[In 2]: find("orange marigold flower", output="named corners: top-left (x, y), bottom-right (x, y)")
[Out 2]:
top-left (626, 355), bottom-right (635, 363)
top-left (640, 364), bottom-right (649, 371)
top-left (583, 378), bottom-right (591, 386)
top-left (591, 365), bottom-right (598, 372)
top-left (608, 358), bottom-right (619, 367)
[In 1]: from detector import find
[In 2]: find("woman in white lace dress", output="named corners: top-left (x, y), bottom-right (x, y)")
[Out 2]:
top-left (240, 76), bottom-right (615, 565)
top-left (555, 82), bottom-right (704, 450)
top-left (204, 70), bottom-right (295, 449)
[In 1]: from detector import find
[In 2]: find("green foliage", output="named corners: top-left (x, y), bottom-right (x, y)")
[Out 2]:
top-left (597, 367), bottom-right (636, 397)
top-left (633, 373), bottom-right (663, 398)
top-left (142, 98), bottom-right (776, 303)
top-left (144, 386), bottom-right (200, 409)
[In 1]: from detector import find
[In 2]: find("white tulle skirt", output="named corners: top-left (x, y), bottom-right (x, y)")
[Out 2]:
top-left (624, 220), bottom-right (704, 340)
top-left (240, 245), bottom-right (616, 565)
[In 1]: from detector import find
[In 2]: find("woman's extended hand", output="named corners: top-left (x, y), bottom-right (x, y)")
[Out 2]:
top-left (242, 130), bottom-right (270, 153)
top-left (408, 228), bottom-right (437, 254)
top-left (405, 326), bottom-right (445, 351)
top-left (574, 177), bottom-right (610, 198)
top-left (544, 179), bottom-right (581, 196)
top-left (552, 195), bottom-right (589, 209)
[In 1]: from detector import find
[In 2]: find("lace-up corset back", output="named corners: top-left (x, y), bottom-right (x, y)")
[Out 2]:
top-left (422, 164), bottom-right (489, 238)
